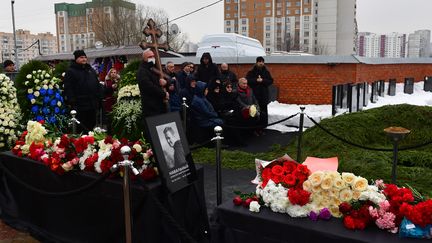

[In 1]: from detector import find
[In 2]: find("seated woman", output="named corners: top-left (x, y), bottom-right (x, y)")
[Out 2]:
top-left (234, 77), bottom-right (261, 135)
top-left (190, 81), bottom-right (223, 143)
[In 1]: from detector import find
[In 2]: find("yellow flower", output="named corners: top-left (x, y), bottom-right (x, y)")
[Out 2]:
top-left (353, 177), bottom-right (368, 191)
top-left (303, 180), bottom-right (312, 192)
top-left (341, 172), bottom-right (356, 185)
top-left (311, 185), bottom-right (322, 193)
top-left (339, 188), bottom-right (353, 202)
top-left (333, 178), bottom-right (346, 190)
top-left (309, 171), bottom-right (324, 186)
top-left (320, 175), bottom-right (333, 190)
top-left (352, 190), bottom-right (361, 200)
top-left (329, 206), bottom-right (342, 218)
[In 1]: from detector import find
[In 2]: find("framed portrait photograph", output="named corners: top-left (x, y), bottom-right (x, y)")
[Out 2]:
top-left (145, 112), bottom-right (197, 193)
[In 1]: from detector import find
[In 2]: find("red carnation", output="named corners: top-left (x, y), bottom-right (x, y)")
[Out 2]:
top-left (343, 216), bottom-right (357, 230)
top-left (339, 202), bottom-right (352, 214)
top-left (288, 188), bottom-right (310, 206)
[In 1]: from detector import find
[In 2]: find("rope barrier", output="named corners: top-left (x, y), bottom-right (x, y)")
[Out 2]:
top-left (0, 161), bottom-right (112, 197)
top-left (223, 112), bottom-right (300, 130)
top-left (306, 115), bottom-right (432, 151)
top-left (186, 105), bottom-right (299, 130)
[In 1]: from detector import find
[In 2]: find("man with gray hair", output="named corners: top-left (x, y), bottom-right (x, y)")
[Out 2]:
top-left (137, 48), bottom-right (169, 118)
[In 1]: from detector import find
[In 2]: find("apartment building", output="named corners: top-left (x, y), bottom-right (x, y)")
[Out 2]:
top-left (357, 32), bottom-right (406, 58)
top-left (0, 29), bottom-right (57, 65)
top-left (55, 0), bottom-right (135, 53)
top-left (224, 0), bottom-right (357, 55)
top-left (407, 29), bottom-right (431, 58)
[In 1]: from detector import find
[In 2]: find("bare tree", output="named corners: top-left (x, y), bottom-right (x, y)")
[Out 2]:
top-left (91, 2), bottom-right (186, 51)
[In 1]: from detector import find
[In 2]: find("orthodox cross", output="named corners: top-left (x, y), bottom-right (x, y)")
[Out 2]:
top-left (139, 18), bottom-right (168, 79)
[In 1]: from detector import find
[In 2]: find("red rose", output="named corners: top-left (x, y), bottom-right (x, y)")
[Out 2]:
top-left (271, 174), bottom-right (283, 184)
top-left (233, 196), bottom-right (242, 206)
top-left (261, 168), bottom-right (272, 180)
top-left (271, 165), bottom-right (284, 176)
top-left (283, 161), bottom-right (297, 174)
top-left (283, 174), bottom-right (296, 187)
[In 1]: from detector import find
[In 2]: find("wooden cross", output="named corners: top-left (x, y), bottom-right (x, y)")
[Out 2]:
top-left (139, 18), bottom-right (169, 78)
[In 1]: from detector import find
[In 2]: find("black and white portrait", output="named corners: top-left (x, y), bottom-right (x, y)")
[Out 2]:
top-left (156, 122), bottom-right (187, 170)
top-left (145, 112), bottom-right (196, 193)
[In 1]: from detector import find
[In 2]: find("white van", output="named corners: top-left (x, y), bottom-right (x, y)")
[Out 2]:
top-left (196, 33), bottom-right (266, 58)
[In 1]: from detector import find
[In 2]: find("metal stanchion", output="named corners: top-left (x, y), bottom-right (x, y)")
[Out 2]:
top-left (68, 110), bottom-right (80, 134)
top-left (182, 97), bottom-right (188, 131)
top-left (384, 127), bottom-right (410, 184)
top-left (211, 126), bottom-right (224, 205)
top-left (111, 146), bottom-right (140, 243)
top-left (296, 107), bottom-right (305, 162)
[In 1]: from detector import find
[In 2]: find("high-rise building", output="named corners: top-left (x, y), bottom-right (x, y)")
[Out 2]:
top-left (223, 0), bottom-right (357, 55)
top-left (357, 32), bottom-right (406, 58)
top-left (0, 29), bottom-right (57, 65)
top-left (407, 29), bottom-right (431, 58)
top-left (55, 0), bottom-right (135, 53)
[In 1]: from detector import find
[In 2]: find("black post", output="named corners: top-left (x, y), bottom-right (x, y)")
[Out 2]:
top-left (391, 141), bottom-right (398, 184)
top-left (384, 126), bottom-right (410, 184)
top-left (296, 107), bottom-right (305, 162)
top-left (212, 126), bottom-right (224, 205)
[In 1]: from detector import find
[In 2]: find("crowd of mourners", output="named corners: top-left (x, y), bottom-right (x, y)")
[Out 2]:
top-left (162, 52), bottom-right (274, 145)
top-left (2, 50), bottom-right (274, 146)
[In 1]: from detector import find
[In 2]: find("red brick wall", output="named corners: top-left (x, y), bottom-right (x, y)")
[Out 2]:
top-left (223, 63), bottom-right (432, 104)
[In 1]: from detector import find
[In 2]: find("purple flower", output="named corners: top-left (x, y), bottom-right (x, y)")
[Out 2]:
top-left (318, 208), bottom-right (332, 220)
top-left (309, 211), bottom-right (319, 221)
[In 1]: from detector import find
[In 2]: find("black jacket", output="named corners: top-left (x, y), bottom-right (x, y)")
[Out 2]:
top-left (63, 62), bottom-right (103, 111)
top-left (195, 52), bottom-right (220, 83)
top-left (245, 65), bottom-right (274, 107)
top-left (137, 61), bottom-right (167, 117)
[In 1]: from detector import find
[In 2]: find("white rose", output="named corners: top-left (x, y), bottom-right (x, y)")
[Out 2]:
top-left (31, 99), bottom-right (36, 104)
top-left (26, 74), bottom-right (32, 79)
top-left (34, 91), bottom-right (40, 97)
top-left (249, 201), bottom-right (261, 212)
top-left (28, 89), bottom-right (33, 94)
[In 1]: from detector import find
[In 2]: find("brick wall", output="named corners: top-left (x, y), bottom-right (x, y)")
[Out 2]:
top-left (217, 63), bottom-right (432, 104)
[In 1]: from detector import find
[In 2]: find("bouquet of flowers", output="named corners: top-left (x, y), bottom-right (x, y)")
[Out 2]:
top-left (254, 155), bottom-right (313, 217)
top-left (13, 121), bottom-right (157, 180)
top-left (0, 74), bottom-right (21, 150)
top-left (111, 84), bottom-right (143, 141)
top-left (23, 70), bottom-right (67, 124)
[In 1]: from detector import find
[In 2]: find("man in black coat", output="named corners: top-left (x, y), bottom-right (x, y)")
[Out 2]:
top-left (245, 56), bottom-right (274, 134)
top-left (137, 49), bottom-right (169, 118)
top-left (195, 52), bottom-right (220, 84)
top-left (64, 50), bottom-right (103, 133)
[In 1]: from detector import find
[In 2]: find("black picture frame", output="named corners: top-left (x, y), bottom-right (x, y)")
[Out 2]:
top-left (145, 112), bottom-right (197, 193)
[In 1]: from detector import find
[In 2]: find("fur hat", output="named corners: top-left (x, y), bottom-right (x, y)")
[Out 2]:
top-left (73, 50), bottom-right (87, 60)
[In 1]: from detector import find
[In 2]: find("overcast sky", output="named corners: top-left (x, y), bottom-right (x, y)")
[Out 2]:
top-left (0, 0), bottom-right (431, 44)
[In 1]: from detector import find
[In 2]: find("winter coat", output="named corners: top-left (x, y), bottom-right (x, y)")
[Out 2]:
top-left (195, 52), bottom-right (221, 84)
top-left (63, 62), bottom-right (103, 112)
top-left (137, 61), bottom-right (167, 117)
top-left (190, 81), bottom-right (223, 128)
top-left (245, 65), bottom-right (274, 108)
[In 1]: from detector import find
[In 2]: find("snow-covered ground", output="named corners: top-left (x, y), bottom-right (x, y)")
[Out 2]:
top-left (267, 81), bottom-right (432, 133)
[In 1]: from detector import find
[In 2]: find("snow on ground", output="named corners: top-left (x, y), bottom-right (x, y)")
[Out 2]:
top-left (267, 81), bottom-right (432, 133)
